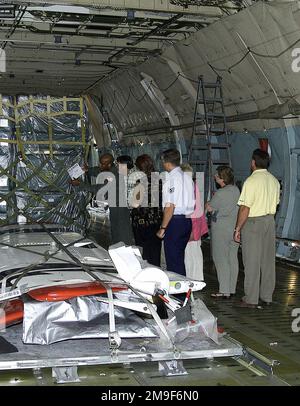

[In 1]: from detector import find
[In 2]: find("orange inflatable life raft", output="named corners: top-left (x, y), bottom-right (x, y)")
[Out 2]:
top-left (27, 281), bottom-right (126, 302)
top-left (0, 282), bottom-right (127, 328)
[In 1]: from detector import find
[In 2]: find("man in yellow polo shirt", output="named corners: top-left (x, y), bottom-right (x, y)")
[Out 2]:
top-left (234, 149), bottom-right (280, 308)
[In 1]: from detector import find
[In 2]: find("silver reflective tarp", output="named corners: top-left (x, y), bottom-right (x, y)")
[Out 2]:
top-left (0, 228), bottom-right (114, 276)
top-left (23, 296), bottom-right (158, 345)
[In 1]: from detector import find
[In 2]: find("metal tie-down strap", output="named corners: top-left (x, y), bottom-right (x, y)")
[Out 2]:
top-left (0, 235), bottom-right (87, 296)
top-left (34, 222), bottom-right (121, 354)
top-left (0, 234), bottom-right (89, 319)
top-left (107, 286), bottom-right (121, 353)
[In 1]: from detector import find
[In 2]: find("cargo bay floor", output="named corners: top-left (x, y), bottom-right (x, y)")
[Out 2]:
top-left (0, 232), bottom-right (299, 386)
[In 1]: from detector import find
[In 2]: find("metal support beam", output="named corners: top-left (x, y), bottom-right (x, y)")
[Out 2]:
top-left (128, 13), bottom-right (183, 46)
top-left (0, 31), bottom-right (162, 50)
top-left (4, 1), bottom-right (223, 17)
top-left (23, 6), bottom-right (218, 23)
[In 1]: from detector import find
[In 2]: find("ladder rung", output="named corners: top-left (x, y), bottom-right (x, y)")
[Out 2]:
top-left (195, 129), bottom-right (225, 135)
top-left (190, 145), bottom-right (208, 150)
top-left (197, 112), bottom-right (225, 118)
top-left (210, 143), bottom-right (230, 148)
top-left (190, 143), bottom-right (229, 150)
top-left (198, 98), bottom-right (222, 103)
top-left (202, 82), bottom-right (222, 88)
top-left (194, 134), bottom-right (208, 139)
top-left (190, 160), bottom-right (207, 165)
top-left (210, 129), bottom-right (226, 134)
top-left (190, 160), bottom-right (231, 166)
top-left (212, 160), bottom-right (231, 165)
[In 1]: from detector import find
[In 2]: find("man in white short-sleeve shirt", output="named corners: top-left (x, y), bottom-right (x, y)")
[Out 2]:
top-left (157, 149), bottom-right (195, 276)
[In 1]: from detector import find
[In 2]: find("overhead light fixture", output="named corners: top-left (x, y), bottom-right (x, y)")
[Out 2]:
top-left (0, 5), bottom-right (15, 18)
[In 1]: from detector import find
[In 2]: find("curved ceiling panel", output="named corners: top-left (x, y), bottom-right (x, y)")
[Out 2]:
top-left (94, 1), bottom-right (300, 133)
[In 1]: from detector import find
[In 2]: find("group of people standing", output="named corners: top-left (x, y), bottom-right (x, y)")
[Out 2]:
top-left (72, 148), bottom-right (207, 281)
top-left (207, 149), bottom-right (280, 308)
top-left (72, 146), bottom-right (280, 308)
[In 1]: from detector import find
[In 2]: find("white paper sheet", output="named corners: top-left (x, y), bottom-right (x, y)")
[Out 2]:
top-left (68, 163), bottom-right (85, 179)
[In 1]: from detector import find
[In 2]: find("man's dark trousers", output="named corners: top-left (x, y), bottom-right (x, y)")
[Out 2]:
top-left (164, 215), bottom-right (192, 276)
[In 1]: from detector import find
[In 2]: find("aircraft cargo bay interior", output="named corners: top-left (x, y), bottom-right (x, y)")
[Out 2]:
top-left (0, 0), bottom-right (299, 389)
